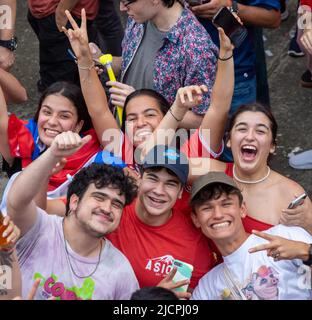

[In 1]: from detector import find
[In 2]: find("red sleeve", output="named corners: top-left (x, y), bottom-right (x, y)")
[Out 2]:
top-left (180, 128), bottom-right (223, 159)
top-left (7, 114), bottom-right (34, 159)
top-left (300, 0), bottom-right (312, 8)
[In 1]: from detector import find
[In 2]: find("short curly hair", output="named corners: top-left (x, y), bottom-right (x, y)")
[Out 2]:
top-left (65, 164), bottom-right (138, 215)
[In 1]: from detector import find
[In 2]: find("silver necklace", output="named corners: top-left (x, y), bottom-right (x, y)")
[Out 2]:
top-left (233, 165), bottom-right (271, 184)
top-left (62, 220), bottom-right (102, 279)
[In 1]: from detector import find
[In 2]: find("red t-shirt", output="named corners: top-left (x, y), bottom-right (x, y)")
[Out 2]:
top-left (28, 0), bottom-right (100, 20)
top-left (107, 200), bottom-right (217, 289)
top-left (300, 0), bottom-right (312, 8)
top-left (224, 162), bottom-right (273, 232)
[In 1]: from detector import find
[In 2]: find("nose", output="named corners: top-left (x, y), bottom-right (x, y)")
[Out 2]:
top-left (152, 182), bottom-right (165, 196)
top-left (212, 206), bottom-right (224, 219)
top-left (245, 128), bottom-right (255, 141)
top-left (101, 199), bottom-right (112, 214)
top-left (120, 2), bottom-right (127, 11)
top-left (47, 114), bottom-right (58, 126)
top-left (136, 115), bottom-right (147, 128)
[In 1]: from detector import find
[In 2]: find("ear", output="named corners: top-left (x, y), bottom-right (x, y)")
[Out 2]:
top-left (226, 138), bottom-right (231, 149)
top-left (240, 201), bottom-right (248, 219)
top-left (69, 194), bottom-right (79, 213)
top-left (269, 143), bottom-right (276, 154)
top-left (191, 211), bottom-right (201, 229)
top-left (74, 120), bottom-right (84, 133)
top-left (177, 186), bottom-right (183, 199)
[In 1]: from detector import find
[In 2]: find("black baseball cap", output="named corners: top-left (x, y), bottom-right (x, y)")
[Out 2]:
top-left (142, 145), bottom-right (189, 185)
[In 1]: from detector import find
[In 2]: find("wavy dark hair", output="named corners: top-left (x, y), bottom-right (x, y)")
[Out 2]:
top-left (121, 88), bottom-right (170, 132)
top-left (191, 183), bottom-right (243, 212)
top-left (34, 81), bottom-right (93, 133)
top-left (65, 164), bottom-right (138, 216)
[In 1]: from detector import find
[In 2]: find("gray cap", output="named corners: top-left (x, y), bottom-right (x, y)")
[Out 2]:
top-left (191, 171), bottom-right (238, 200)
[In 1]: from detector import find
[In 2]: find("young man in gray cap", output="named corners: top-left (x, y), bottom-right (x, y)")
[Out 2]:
top-left (107, 145), bottom-right (217, 293)
top-left (190, 172), bottom-right (312, 300)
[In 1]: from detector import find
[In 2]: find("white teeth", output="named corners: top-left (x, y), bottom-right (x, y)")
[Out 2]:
top-left (149, 197), bottom-right (165, 204)
top-left (242, 145), bottom-right (256, 151)
top-left (211, 222), bottom-right (230, 229)
top-left (45, 129), bottom-right (59, 134)
top-left (136, 131), bottom-right (151, 137)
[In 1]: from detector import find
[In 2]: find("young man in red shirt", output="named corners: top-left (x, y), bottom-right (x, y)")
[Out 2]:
top-left (107, 145), bottom-right (217, 291)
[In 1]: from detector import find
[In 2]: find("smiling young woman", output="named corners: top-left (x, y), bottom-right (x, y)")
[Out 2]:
top-left (0, 81), bottom-right (101, 192)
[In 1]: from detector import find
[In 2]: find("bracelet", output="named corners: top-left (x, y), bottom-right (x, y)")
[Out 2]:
top-left (168, 108), bottom-right (183, 122)
top-left (77, 61), bottom-right (95, 70)
top-left (218, 54), bottom-right (233, 61)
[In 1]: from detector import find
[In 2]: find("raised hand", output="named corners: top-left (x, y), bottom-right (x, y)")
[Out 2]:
top-left (190, 0), bottom-right (231, 19)
top-left (62, 9), bottom-right (91, 62)
top-left (249, 230), bottom-right (310, 262)
top-left (280, 195), bottom-right (312, 233)
top-left (173, 85), bottom-right (208, 111)
top-left (0, 215), bottom-right (20, 250)
top-left (218, 27), bottom-right (234, 58)
top-left (106, 81), bottom-right (135, 108)
top-left (157, 267), bottom-right (192, 300)
top-left (49, 131), bottom-right (91, 159)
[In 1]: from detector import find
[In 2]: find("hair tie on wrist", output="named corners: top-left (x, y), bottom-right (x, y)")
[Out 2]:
top-left (218, 54), bottom-right (233, 61)
top-left (169, 108), bottom-right (183, 122)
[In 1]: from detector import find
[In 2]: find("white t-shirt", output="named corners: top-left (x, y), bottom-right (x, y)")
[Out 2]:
top-left (17, 207), bottom-right (139, 300)
top-left (192, 225), bottom-right (312, 300)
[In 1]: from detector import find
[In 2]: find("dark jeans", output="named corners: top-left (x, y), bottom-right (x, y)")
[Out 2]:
top-left (253, 27), bottom-right (270, 107)
top-left (27, 10), bottom-right (96, 91)
top-left (95, 0), bottom-right (124, 56)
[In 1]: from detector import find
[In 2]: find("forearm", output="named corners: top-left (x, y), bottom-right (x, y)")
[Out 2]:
top-left (0, 68), bottom-right (27, 104)
top-left (178, 111), bottom-right (203, 129)
top-left (238, 5), bottom-right (281, 28)
top-left (0, 0), bottom-right (16, 40)
top-left (77, 57), bottom-right (120, 141)
top-left (58, 0), bottom-right (80, 11)
top-left (201, 51), bottom-right (234, 152)
top-left (7, 149), bottom-right (59, 212)
top-left (139, 102), bottom-right (189, 160)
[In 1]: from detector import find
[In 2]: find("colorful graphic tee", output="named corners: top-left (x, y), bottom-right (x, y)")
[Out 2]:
top-left (192, 225), bottom-right (312, 300)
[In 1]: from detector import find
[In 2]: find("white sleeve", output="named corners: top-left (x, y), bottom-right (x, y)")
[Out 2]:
top-left (199, 127), bottom-right (225, 159)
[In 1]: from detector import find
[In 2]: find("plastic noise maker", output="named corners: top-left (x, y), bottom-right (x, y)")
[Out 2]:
top-left (99, 54), bottom-right (123, 126)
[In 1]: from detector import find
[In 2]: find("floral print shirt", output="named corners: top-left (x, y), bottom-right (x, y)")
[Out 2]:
top-left (121, 8), bottom-right (218, 115)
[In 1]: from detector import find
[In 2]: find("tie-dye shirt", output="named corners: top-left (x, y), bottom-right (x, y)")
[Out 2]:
top-left (16, 207), bottom-right (139, 300)
top-left (121, 8), bottom-right (218, 115)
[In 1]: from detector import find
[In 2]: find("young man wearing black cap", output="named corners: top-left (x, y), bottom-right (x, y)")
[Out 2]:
top-left (107, 145), bottom-right (217, 291)
top-left (190, 172), bottom-right (312, 300)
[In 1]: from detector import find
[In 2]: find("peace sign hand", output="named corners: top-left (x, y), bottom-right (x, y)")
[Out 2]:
top-left (249, 229), bottom-right (310, 262)
top-left (62, 9), bottom-right (92, 62)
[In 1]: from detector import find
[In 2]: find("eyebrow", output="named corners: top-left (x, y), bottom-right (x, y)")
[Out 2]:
top-left (235, 122), bottom-right (270, 130)
top-left (91, 191), bottom-right (125, 207)
top-left (41, 105), bottom-right (74, 114)
top-left (127, 108), bottom-right (159, 117)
